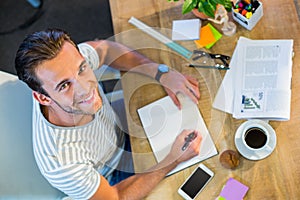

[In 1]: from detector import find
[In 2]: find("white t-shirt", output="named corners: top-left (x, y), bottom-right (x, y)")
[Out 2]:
top-left (32, 43), bottom-right (124, 199)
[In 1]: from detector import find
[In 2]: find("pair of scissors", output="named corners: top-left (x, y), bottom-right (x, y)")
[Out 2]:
top-left (190, 50), bottom-right (231, 70)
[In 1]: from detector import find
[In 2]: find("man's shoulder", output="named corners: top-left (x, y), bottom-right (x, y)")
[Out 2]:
top-left (78, 43), bottom-right (100, 70)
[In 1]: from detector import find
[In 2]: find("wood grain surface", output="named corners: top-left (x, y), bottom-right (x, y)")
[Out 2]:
top-left (109, 0), bottom-right (300, 199)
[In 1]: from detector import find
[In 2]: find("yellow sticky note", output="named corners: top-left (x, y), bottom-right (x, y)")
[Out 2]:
top-left (194, 23), bottom-right (222, 49)
top-left (205, 23), bottom-right (222, 49)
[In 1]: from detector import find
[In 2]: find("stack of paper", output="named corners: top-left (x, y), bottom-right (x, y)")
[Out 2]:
top-left (213, 37), bottom-right (294, 120)
top-left (137, 95), bottom-right (218, 176)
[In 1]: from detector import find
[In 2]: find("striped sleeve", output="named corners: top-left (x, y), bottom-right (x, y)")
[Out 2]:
top-left (78, 43), bottom-right (100, 71)
top-left (32, 99), bottom-right (101, 199)
top-left (44, 163), bottom-right (100, 199)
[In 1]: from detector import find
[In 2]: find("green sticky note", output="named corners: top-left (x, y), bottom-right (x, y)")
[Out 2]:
top-left (205, 23), bottom-right (222, 49)
top-left (217, 196), bottom-right (226, 200)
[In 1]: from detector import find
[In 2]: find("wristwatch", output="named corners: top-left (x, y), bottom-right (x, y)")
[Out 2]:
top-left (155, 64), bottom-right (169, 82)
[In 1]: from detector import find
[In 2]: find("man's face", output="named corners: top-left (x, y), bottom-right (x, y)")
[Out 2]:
top-left (36, 42), bottom-right (102, 116)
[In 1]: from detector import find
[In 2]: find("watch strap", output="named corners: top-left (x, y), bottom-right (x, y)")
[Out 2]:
top-left (155, 64), bottom-right (169, 82)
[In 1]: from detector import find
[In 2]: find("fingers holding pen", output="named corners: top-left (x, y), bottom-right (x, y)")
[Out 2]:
top-left (183, 130), bottom-right (202, 155)
top-left (175, 130), bottom-right (202, 163)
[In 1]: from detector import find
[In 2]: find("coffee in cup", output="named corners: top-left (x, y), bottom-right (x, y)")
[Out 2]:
top-left (235, 120), bottom-right (276, 160)
top-left (244, 127), bottom-right (267, 149)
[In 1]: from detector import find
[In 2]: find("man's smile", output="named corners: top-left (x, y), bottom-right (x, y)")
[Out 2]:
top-left (78, 89), bottom-right (95, 105)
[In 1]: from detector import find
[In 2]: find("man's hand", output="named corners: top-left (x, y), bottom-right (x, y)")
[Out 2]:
top-left (160, 70), bottom-right (200, 109)
top-left (91, 129), bottom-right (202, 200)
top-left (168, 130), bottom-right (202, 164)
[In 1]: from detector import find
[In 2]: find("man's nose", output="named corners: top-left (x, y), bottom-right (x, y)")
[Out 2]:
top-left (74, 77), bottom-right (89, 96)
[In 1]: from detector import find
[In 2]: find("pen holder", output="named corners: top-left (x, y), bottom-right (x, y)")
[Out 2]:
top-left (232, 0), bottom-right (263, 30)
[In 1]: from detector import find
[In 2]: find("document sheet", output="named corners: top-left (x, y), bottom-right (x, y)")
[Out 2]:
top-left (213, 37), bottom-right (293, 120)
top-left (137, 95), bottom-right (217, 175)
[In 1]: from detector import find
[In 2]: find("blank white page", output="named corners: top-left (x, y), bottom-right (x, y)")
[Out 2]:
top-left (137, 95), bottom-right (217, 175)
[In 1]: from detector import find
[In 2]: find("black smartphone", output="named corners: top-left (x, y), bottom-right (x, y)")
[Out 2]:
top-left (178, 164), bottom-right (214, 200)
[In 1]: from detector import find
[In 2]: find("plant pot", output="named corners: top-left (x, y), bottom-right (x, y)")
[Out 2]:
top-left (192, 8), bottom-right (209, 20)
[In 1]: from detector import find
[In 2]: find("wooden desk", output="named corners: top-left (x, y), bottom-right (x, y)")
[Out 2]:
top-left (109, 0), bottom-right (300, 199)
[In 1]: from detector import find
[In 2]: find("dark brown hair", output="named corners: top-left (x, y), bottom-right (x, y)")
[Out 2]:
top-left (15, 28), bottom-right (78, 95)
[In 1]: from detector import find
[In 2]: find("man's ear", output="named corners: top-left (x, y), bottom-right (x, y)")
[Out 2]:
top-left (32, 91), bottom-right (52, 106)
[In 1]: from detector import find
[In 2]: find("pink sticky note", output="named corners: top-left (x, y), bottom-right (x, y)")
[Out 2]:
top-left (218, 178), bottom-right (249, 200)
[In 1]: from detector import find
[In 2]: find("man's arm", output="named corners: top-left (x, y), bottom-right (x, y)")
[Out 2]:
top-left (84, 40), bottom-right (200, 109)
top-left (90, 129), bottom-right (202, 200)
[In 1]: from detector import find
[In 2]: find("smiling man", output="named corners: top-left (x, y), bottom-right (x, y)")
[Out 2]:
top-left (15, 28), bottom-right (202, 200)
top-left (33, 41), bottom-right (103, 125)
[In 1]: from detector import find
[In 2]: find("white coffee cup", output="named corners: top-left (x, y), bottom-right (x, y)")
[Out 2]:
top-left (235, 120), bottom-right (276, 160)
top-left (241, 122), bottom-right (273, 152)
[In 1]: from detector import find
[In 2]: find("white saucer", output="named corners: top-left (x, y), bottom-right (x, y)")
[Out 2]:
top-left (234, 120), bottom-right (276, 160)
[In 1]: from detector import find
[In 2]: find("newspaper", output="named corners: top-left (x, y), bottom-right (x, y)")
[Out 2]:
top-left (214, 37), bottom-right (293, 120)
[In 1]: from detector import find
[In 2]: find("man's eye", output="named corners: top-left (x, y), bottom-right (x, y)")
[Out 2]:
top-left (59, 82), bottom-right (70, 91)
top-left (79, 65), bottom-right (87, 74)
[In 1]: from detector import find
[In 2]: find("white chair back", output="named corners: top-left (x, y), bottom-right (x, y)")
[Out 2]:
top-left (0, 71), bottom-right (64, 199)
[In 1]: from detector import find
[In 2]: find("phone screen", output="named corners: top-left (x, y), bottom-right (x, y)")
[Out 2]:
top-left (180, 167), bottom-right (212, 199)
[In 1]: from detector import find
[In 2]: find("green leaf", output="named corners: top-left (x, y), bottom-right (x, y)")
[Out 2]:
top-left (212, 0), bottom-right (232, 11)
top-left (224, 0), bottom-right (233, 11)
top-left (213, 0), bottom-right (225, 4)
top-left (199, 1), bottom-right (215, 18)
top-left (178, 0), bottom-right (232, 17)
top-left (182, 0), bottom-right (197, 14)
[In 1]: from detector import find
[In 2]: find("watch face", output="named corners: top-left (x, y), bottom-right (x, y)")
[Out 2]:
top-left (155, 64), bottom-right (169, 82)
top-left (158, 65), bottom-right (169, 73)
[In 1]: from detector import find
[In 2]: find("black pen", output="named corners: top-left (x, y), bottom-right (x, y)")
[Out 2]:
top-left (182, 132), bottom-right (197, 151)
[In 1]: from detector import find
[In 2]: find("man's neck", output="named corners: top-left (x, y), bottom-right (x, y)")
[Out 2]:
top-left (41, 105), bottom-right (94, 127)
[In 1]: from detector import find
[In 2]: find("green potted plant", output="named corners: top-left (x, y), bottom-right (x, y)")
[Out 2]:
top-left (169, 0), bottom-right (233, 19)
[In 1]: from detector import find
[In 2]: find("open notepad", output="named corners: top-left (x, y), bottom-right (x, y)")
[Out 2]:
top-left (137, 95), bottom-right (217, 176)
